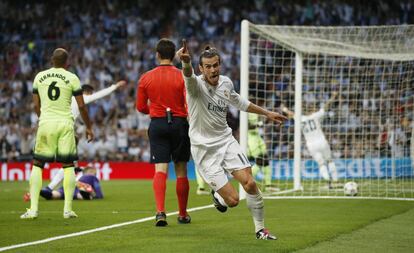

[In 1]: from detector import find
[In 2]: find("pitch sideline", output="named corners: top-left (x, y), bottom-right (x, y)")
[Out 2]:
top-left (0, 204), bottom-right (214, 252)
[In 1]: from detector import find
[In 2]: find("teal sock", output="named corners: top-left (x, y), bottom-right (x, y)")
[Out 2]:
top-left (195, 169), bottom-right (205, 189)
top-left (63, 167), bottom-right (76, 212)
top-left (263, 165), bottom-right (272, 186)
top-left (29, 166), bottom-right (43, 212)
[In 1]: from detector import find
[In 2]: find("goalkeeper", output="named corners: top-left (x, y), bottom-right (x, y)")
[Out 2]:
top-left (248, 113), bottom-right (279, 193)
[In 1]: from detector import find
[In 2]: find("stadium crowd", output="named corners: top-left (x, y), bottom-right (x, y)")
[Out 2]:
top-left (0, 0), bottom-right (413, 162)
top-left (261, 57), bottom-right (413, 160)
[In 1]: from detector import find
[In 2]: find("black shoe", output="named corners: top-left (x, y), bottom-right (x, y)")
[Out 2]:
top-left (177, 214), bottom-right (191, 224)
top-left (211, 190), bottom-right (227, 213)
top-left (74, 167), bottom-right (84, 173)
top-left (155, 212), bottom-right (168, 227)
top-left (79, 190), bottom-right (92, 200)
top-left (40, 187), bottom-right (53, 200)
top-left (256, 228), bottom-right (277, 240)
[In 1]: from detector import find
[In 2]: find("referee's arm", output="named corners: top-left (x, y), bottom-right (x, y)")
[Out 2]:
top-left (136, 77), bottom-right (150, 114)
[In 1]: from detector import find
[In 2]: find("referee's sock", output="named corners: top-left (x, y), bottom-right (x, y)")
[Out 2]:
top-left (63, 167), bottom-right (76, 213)
top-left (176, 177), bottom-right (189, 217)
top-left (29, 165), bottom-right (43, 212)
top-left (153, 172), bottom-right (167, 213)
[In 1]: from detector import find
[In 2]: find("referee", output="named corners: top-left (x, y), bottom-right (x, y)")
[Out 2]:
top-left (136, 38), bottom-right (191, 226)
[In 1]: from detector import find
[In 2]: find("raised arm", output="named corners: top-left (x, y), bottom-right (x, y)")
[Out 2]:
top-left (177, 39), bottom-right (193, 77)
top-left (84, 80), bottom-right (126, 104)
top-left (74, 94), bottom-right (94, 142)
top-left (323, 91), bottom-right (338, 111)
top-left (176, 39), bottom-right (199, 96)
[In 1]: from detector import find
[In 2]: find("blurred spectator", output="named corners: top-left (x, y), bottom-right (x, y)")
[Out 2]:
top-left (1, 0), bottom-right (413, 161)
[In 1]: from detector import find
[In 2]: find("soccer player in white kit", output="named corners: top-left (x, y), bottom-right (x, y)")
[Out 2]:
top-left (177, 40), bottom-right (287, 240)
top-left (284, 92), bottom-right (338, 187)
top-left (71, 80), bottom-right (126, 119)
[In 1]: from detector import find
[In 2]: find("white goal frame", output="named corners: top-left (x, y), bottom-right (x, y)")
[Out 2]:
top-left (239, 20), bottom-right (414, 200)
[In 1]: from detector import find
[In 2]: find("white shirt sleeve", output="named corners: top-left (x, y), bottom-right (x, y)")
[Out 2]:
top-left (314, 108), bottom-right (325, 119)
top-left (183, 73), bottom-right (200, 97)
top-left (228, 79), bottom-right (250, 112)
top-left (84, 85), bottom-right (117, 104)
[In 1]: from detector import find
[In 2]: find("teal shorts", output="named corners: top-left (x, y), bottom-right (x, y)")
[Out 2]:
top-left (33, 120), bottom-right (78, 163)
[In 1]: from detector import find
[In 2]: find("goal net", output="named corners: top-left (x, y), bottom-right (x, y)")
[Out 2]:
top-left (240, 20), bottom-right (414, 200)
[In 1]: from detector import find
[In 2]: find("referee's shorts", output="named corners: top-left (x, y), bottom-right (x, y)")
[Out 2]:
top-left (148, 117), bottom-right (191, 163)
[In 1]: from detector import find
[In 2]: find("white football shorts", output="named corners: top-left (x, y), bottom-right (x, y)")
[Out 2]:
top-left (191, 136), bottom-right (251, 192)
top-left (306, 139), bottom-right (332, 164)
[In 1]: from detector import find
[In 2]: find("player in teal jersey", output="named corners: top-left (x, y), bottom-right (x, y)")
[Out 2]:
top-left (21, 48), bottom-right (94, 219)
top-left (248, 114), bottom-right (279, 193)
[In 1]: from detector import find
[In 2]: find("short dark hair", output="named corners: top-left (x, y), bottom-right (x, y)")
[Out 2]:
top-left (199, 45), bottom-right (221, 66)
top-left (81, 84), bottom-right (95, 92)
top-left (156, 39), bottom-right (176, 61)
top-left (51, 48), bottom-right (68, 67)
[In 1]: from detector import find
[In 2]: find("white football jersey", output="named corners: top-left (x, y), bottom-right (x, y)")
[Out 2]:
top-left (184, 74), bottom-right (250, 147)
top-left (301, 108), bottom-right (327, 143)
top-left (71, 85), bottom-right (117, 119)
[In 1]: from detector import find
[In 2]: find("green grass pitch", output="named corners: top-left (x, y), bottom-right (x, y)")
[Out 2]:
top-left (0, 180), bottom-right (413, 253)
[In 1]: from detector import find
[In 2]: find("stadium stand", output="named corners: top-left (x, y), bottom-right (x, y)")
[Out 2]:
top-left (0, 0), bottom-right (412, 162)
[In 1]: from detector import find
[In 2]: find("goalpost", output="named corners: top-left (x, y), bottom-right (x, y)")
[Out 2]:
top-left (240, 20), bottom-right (414, 200)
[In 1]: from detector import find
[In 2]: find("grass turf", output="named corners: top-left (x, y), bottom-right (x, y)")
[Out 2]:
top-left (0, 180), bottom-right (413, 252)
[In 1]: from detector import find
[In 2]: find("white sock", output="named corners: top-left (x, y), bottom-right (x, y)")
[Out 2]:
top-left (319, 164), bottom-right (330, 181)
top-left (48, 168), bottom-right (64, 190)
top-left (246, 192), bottom-right (265, 233)
top-left (214, 192), bottom-right (228, 207)
top-left (328, 162), bottom-right (338, 182)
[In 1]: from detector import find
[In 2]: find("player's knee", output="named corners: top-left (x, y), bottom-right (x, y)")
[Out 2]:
top-left (226, 196), bottom-right (239, 207)
top-left (243, 179), bottom-right (257, 194)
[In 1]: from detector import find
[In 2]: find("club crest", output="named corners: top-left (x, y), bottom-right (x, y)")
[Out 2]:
top-left (223, 89), bottom-right (229, 98)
